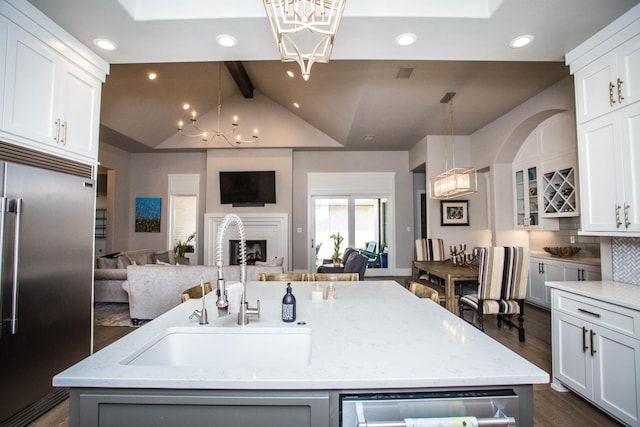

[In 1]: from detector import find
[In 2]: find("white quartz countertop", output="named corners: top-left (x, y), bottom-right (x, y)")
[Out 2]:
top-left (545, 280), bottom-right (640, 311)
top-left (54, 281), bottom-right (548, 390)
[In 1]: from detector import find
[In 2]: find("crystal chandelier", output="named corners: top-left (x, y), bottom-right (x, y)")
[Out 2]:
top-left (263, 0), bottom-right (346, 81)
top-left (430, 92), bottom-right (478, 199)
top-left (177, 63), bottom-right (258, 146)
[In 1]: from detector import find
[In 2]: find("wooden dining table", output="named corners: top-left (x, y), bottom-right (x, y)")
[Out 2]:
top-left (412, 260), bottom-right (479, 315)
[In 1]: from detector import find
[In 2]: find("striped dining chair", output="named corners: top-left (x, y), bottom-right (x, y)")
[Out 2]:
top-left (458, 246), bottom-right (530, 342)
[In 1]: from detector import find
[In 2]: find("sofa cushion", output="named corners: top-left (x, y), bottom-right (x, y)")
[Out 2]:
top-left (94, 268), bottom-right (128, 280)
top-left (96, 257), bottom-right (118, 269)
top-left (120, 249), bottom-right (154, 266)
top-left (255, 257), bottom-right (284, 267)
top-left (124, 264), bottom-right (284, 321)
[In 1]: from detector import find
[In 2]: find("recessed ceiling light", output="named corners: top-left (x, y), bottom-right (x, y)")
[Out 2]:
top-left (293, 102), bottom-right (300, 109)
top-left (287, 70), bottom-right (295, 78)
top-left (395, 33), bottom-right (417, 46)
top-left (148, 72), bottom-right (157, 80)
top-left (93, 38), bottom-right (117, 51)
top-left (216, 34), bottom-right (237, 47)
top-left (183, 103), bottom-right (190, 110)
top-left (509, 35), bottom-right (534, 48)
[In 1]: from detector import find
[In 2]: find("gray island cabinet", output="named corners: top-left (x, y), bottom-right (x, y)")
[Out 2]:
top-left (56, 281), bottom-right (547, 426)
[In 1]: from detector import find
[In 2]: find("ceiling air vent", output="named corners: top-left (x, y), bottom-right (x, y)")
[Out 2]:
top-left (396, 67), bottom-right (414, 79)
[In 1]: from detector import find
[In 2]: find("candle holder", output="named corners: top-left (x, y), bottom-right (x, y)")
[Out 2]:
top-left (448, 244), bottom-right (479, 269)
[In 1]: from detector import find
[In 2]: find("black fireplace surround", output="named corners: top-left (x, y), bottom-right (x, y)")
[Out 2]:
top-left (229, 240), bottom-right (267, 265)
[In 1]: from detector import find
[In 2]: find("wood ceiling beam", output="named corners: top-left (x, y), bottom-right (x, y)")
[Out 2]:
top-left (224, 61), bottom-right (254, 99)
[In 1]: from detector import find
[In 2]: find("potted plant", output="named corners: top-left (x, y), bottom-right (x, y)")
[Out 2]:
top-left (174, 232), bottom-right (195, 264)
top-left (330, 232), bottom-right (344, 266)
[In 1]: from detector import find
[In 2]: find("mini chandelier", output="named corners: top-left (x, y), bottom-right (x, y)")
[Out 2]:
top-left (263, 0), bottom-right (346, 81)
top-left (430, 92), bottom-right (478, 200)
top-left (177, 63), bottom-right (258, 146)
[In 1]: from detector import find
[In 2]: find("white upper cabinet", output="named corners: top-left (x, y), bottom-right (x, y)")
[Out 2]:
top-left (575, 33), bottom-right (640, 124)
top-left (568, 6), bottom-right (640, 236)
top-left (0, 0), bottom-right (107, 164)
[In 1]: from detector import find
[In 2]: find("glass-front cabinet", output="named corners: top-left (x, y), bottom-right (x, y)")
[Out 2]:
top-left (513, 164), bottom-right (559, 230)
top-left (514, 165), bottom-right (541, 228)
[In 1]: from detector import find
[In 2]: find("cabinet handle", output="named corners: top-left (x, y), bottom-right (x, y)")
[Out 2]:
top-left (582, 326), bottom-right (588, 353)
top-left (617, 77), bottom-right (625, 103)
top-left (60, 121), bottom-right (67, 145)
top-left (616, 204), bottom-right (622, 228)
top-left (590, 330), bottom-right (597, 356)
top-left (624, 203), bottom-right (631, 228)
top-left (578, 308), bottom-right (601, 318)
top-left (54, 119), bottom-right (61, 142)
top-left (609, 82), bottom-right (616, 106)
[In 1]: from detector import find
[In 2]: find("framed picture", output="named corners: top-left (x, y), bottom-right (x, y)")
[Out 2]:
top-left (135, 197), bottom-right (161, 232)
top-left (440, 200), bottom-right (469, 226)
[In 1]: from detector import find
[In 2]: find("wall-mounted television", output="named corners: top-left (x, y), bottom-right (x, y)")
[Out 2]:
top-left (219, 171), bottom-right (276, 206)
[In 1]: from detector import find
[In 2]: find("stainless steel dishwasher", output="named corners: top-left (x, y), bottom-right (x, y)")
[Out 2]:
top-left (340, 389), bottom-right (519, 426)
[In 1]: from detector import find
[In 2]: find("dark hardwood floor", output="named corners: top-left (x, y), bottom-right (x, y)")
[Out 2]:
top-left (29, 279), bottom-right (623, 426)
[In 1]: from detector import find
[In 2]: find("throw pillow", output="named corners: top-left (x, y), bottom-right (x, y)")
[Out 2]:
top-left (115, 255), bottom-right (131, 269)
top-left (125, 251), bottom-right (151, 265)
top-left (151, 251), bottom-right (171, 264)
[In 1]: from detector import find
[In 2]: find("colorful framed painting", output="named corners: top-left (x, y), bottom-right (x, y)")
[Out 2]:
top-left (440, 200), bottom-right (469, 226)
top-left (135, 197), bottom-right (161, 232)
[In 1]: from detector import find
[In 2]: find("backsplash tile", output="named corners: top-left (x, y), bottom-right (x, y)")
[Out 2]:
top-left (612, 237), bottom-right (640, 285)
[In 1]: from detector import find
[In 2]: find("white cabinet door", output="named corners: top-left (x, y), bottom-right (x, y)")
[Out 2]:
top-left (553, 311), bottom-right (592, 397)
top-left (575, 51), bottom-right (618, 124)
top-left (59, 64), bottom-right (101, 160)
top-left (577, 112), bottom-right (622, 232)
top-left (2, 24), bottom-right (59, 145)
top-left (575, 34), bottom-right (640, 124)
top-left (0, 16), bottom-right (7, 126)
top-left (617, 33), bottom-right (640, 109)
top-left (1, 21), bottom-right (102, 163)
top-left (527, 261), bottom-right (547, 307)
top-left (618, 101), bottom-right (640, 233)
top-left (592, 324), bottom-right (640, 426)
top-left (527, 258), bottom-right (564, 309)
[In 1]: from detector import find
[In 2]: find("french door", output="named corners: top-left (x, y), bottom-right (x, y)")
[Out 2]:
top-left (311, 196), bottom-right (390, 275)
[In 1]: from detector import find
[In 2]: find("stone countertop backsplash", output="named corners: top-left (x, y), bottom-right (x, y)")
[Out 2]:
top-left (528, 217), bottom-right (601, 260)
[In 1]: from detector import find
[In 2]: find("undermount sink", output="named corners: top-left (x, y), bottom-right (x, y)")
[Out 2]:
top-left (122, 326), bottom-right (312, 368)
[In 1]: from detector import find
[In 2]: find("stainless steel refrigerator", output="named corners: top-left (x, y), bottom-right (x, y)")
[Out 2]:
top-left (0, 148), bottom-right (95, 425)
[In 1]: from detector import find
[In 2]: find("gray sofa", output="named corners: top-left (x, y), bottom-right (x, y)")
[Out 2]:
top-left (94, 249), bottom-right (178, 303)
top-left (123, 264), bottom-right (284, 323)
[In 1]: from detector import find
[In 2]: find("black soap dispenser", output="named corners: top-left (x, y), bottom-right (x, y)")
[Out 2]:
top-left (282, 282), bottom-right (296, 322)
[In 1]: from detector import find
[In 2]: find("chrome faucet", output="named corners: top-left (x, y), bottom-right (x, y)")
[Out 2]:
top-left (214, 214), bottom-right (260, 325)
top-left (188, 280), bottom-right (209, 325)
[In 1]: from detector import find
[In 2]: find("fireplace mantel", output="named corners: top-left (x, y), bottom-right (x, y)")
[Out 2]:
top-left (204, 213), bottom-right (289, 271)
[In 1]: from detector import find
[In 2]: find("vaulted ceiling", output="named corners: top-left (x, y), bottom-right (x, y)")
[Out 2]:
top-left (27, 0), bottom-right (640, 152)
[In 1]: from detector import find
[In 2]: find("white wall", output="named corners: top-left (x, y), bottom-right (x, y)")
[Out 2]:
top-left (409, 76), bottom-right (576, 251)
top-left (410, 135), bottom-right (492, 251)
top-left (471, 76), bottom-right (576, 246)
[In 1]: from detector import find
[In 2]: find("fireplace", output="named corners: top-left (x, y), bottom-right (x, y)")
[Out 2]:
top-left (229, 240), bottom-right (267, 265)
top-left (204, 213), bottom-right (289, 270)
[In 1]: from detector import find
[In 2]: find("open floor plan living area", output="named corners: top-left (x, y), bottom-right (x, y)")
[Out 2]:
top-left (1, 0), bottom-right (640, 426)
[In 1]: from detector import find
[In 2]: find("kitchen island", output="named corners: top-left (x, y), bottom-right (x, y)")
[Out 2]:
top-left (55, 280), bottom-right (548, 426)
